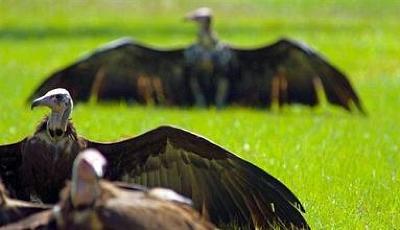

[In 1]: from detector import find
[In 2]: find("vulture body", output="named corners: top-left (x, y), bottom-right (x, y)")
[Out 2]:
top-left (0, 182), bottom-right (51, 226)
top-left (29, 8), bottom-right (364, 113)
top-left (1, 150), bottom-right (215, 230)
top-left (54, 182), bottom-right (215, 230)
top-left (0, 89), bottom-right (310, 229)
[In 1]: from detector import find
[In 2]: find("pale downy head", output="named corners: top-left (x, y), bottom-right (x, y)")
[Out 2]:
top-left (71, 149), bottom-right (107, 207)
top-left (185, 7), bottom-right (213, 25)
top-left (31, 88), bottom-right (73, 113)
top-left (31, 88), bottom-right (73, 138)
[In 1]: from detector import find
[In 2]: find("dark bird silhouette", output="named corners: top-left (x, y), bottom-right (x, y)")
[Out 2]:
top-left (0, 181), bottom-right (51, 226)
top-left (1, 88), bottom-right (309, 229)
top-left (28, 7), bottom-right (364, 113)
top-left (1, 149), bottom-right (215, 230)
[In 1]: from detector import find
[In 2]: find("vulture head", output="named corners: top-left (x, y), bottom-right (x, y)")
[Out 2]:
top-left (70, 148), bottom-right (106, 208)
top-left (185, 7), bottom-right (213, 31)
top-left (31, 88), bottom-right (73, 139)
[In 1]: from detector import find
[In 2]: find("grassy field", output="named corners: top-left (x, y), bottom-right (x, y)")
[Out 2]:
top-left (0, 0), bottom-right (399, 228)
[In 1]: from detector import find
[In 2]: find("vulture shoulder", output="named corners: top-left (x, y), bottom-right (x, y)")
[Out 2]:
top-left (230, 38), bottom-right (365, 113)
top-left (86, 125), bottom-right (309, 229)
top-left (29, 38), bottom-right (187, 105)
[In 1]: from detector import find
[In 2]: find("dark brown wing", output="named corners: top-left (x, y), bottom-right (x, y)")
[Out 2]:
top-left (0, 199), bottom-right (51, 226)
top-left (0, 140), bottom-right (24, 199)
top-left (28, 38), bottom-right (190, 105)
top-left (0, 175), bottom-right (51, 226)
top-left (230, 38), bottom-right (365, 113)
top-left (0, 210), bottom-right (55, 230)
top-left (86, 126), bottom-right (309, 229)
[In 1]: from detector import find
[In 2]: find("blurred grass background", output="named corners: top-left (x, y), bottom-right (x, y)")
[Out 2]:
top-left (0, 0), bottom-right (399, 228)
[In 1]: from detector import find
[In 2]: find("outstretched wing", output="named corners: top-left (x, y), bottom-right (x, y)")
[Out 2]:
top-left (29, 38), bottom-right (190, 105)
top-left (0, 210), bottom-right (55, 229)
top-left (230, 38), bottom-right (365, 113)
top-left (0, 140), bottom-right (24, 198)
top-left (86, 126), bottom-right (309, 229)
top-left (0, 182), bottom-right (51, 226)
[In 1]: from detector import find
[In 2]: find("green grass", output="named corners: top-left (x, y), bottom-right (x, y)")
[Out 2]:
top-left (0, 0), bottom-right (399, 228)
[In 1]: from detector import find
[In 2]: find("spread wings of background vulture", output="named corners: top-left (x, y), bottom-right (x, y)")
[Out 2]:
top-left (28, 7), bottom-right (364, 113)
top-left (0, 88), bottom-right (310, 229)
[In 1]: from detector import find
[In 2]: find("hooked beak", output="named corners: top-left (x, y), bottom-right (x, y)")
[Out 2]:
top-left (31, 95), bottom-right (50, 110)
top-left (184, 13), bottom-right (196, 22)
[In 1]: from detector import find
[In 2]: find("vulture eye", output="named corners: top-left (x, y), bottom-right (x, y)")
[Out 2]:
top-left (55, 94), bottom-right (62, 101)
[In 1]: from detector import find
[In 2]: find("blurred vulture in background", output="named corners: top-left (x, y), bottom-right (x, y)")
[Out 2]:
top-left (2, 149), bottom-right (216, 229)
top-left (0, 89), bottom-right (309, 229)
top-left (29, 7), bottom-right (365, 113)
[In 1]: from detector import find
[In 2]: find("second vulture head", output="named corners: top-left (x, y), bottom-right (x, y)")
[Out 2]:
top-left (31, 88), bottom-right (73, 139)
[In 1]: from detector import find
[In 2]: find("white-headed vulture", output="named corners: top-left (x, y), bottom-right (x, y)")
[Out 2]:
top-left (28, 7), bottom-right (364, 113)
top-left (1, 89), bottom-right (310, 229)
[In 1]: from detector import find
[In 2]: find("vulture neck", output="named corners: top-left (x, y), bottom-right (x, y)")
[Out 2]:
top-left (47, 107), bottom-right (71, 139)
top-left (197, 19), bottom-right (217, 49)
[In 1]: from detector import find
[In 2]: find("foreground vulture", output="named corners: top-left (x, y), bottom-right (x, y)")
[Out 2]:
top-left (0, 88), bottom-right (309, 229)
top-left (2, 149), bottom-right (216, 229)
top-left (0, 181), bottom-right (51, 226)
top-left (29, 7), bottom-right (364, 113)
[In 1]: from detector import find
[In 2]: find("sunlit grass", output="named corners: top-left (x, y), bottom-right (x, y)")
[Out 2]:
top-left (0, 1), bottom-right (399, 228)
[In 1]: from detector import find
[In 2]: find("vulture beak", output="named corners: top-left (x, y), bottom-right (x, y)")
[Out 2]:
top-left (184, 13), bottom-right (196, 22)
top-left (31, 94), bottom-right (51, 110)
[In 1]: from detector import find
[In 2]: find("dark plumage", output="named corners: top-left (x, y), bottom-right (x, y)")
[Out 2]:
top-left (28, 7), bottom-right (364, 113)
top-left (1, 89), bottom-right (309, 229)
top-left (1, 149), bottom-right (215, 230)
top-left (57, 149), bottom-right (215, 230)
top-left (0, 181), bottom-right (51, 226)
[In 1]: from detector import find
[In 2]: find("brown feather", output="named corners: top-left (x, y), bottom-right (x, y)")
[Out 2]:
top-left (0, 118), bottom-right (87, 204)
top-left (55, 181), bottom-right (215, 230)
top-left (232, 38), bottom-right (365, 113)
top-left (87, 125), bottom-right (310, 229)
top-left (28, 39), bottom-right (189, 106)
top-left (0, 182), bottom-right (51, 226)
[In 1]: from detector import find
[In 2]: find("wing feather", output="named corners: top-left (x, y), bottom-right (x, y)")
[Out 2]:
top-left (0, 209), bottom-right (54, 230)
top-left (232, 38), bottom-right (365, 113)
top-left (29, 38), bottom-right (189, 105)
top-left (86, 125), bottom-right (309, 229)
top-left (0, 140), bottom-right (25, 198)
